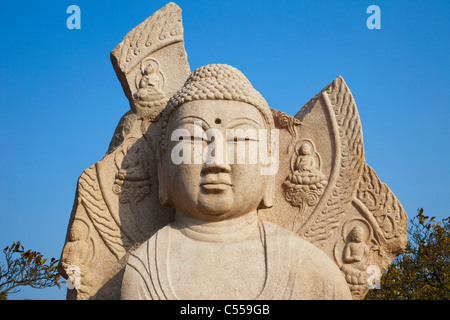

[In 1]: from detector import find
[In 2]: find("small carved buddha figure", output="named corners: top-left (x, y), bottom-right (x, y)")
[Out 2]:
top-left (343, 226), bottom-right (368, 271)
top-left (134, 59), bottom-right (164, 101)
top-left (288, 141), bottom-right (326, 186)
top-left (120, 64), bottom-right (352, 300)
top-left (61, 222), bottom-right (90, 273)
top-left (294, 143), bottom-right (316, 173)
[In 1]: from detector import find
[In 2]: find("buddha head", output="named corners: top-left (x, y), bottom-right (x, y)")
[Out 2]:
top-left (299, 143), bottom-right (312, 156)
top-left (157, 64), bottom-right (277, 222)
top-left (349, 226), bottom-right (364, 243)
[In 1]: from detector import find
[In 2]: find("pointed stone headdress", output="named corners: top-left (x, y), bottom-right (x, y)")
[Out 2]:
top-left (110, 2), bottom-right (190, 120)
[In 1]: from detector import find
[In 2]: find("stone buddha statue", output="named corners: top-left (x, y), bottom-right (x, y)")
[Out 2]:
top-left (120, 64), bottom-right (352, 300)
top-left (59, 3), bottom-right (408, 301)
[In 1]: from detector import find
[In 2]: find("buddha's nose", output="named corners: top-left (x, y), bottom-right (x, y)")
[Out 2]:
top-left (202, 158), bottom-right (231, 174)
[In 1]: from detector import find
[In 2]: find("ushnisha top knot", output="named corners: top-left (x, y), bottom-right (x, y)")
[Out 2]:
top-left (166, 64), bottom-right (271, 121)
top-left (164, 64), bottom-right (273, 132)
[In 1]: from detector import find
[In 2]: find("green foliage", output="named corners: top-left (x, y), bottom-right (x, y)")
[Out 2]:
top-left (366, 209), bottom-right (450, 300)
top-left (0, 241), bottom-right (63, 299)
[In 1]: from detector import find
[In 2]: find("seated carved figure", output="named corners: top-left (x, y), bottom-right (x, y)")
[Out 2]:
top-left (120, 64), bottom-right (352, 300)
top-left (343, 226), bottom-right (369, 273)
top-left (295, 144), bottom-right (315, 173)
top-left (287, 142), bottom-right (326, 185)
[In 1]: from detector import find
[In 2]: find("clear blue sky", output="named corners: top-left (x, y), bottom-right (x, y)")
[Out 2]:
top-left (0, 0), bottom-right (448, 300)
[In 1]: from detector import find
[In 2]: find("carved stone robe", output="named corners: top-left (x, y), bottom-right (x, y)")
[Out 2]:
top-left (121, 219), bottom-right (352, 300)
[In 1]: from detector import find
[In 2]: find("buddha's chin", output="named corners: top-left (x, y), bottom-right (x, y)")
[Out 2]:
top-left (195, 192), bottom-right (236, 221)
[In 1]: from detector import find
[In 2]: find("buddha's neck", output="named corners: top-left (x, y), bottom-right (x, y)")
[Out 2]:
top-left (173, 210), bottom-right (260, 243)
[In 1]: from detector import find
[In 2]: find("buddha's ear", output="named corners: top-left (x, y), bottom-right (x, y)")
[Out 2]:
top-left (158, 181), bottom-right (171, 207)
top-left (157, 151), bottom-right (173, 207)
top-left (259, 175), bottom-right (274, 209)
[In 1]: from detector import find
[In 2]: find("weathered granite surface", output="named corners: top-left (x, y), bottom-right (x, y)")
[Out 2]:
top-left (58, 2), bottom-right (408, 300)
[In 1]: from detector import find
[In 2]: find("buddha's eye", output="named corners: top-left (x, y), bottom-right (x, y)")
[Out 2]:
top-left (176, 134), bottom-right (206, 142)
top-left (228, 137), bottom-right (258, 143)
top-left (190, 135), bottom-right (206, 142)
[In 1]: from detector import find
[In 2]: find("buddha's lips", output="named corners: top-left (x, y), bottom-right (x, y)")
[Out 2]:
top-left (200, 179), bottom-right (232, 190)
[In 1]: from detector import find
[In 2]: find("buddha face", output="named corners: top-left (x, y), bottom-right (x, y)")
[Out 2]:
top-left (300, 143), bottom-right (312, 155)
top-left (350, 227), bottom-right (364, 242)
top-left (159, 99), bottom-right (274, 221)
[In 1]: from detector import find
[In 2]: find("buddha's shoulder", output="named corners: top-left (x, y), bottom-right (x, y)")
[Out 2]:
top-left (127, 224), bottom-right (171, 261)
top-left (261, 220), bottom-right (339, 269)
top-left (262, 220), bottom-right (351, 295)
top-left (262, 219), bottom-right (314, 248)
